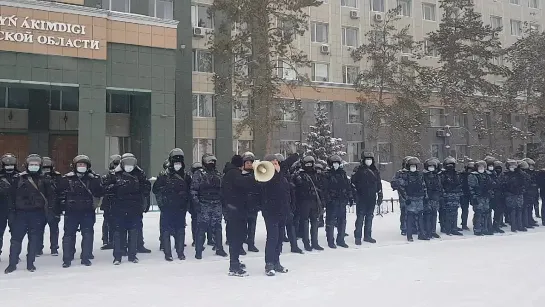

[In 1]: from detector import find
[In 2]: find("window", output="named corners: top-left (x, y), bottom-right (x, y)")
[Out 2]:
top-left (50, 90), bottom-right (79, 111)
top-left (455, 145), bottom-right (468, 161)
top-left (312, 63), bottom-right (329, 82)
top-left (232, 98), bottom-right (249, 119)
top-left (233, 140), bottom-right (253, 154)
top-left (6, 88), bottom-right (29, 109)
top-left (280, 140), bottom-right (297, 158)
top-left (429, 108), bottom-right (445, 127)
top-left (430, 144), bottom-right (442, 160)
top-left (530, 23), bottom-right (540, 32)
top-left (341, 0), bottom-right (357, 8)
top-left (510, 19), bottom-right (522, 36)
top-left (398, 0), bottom-right (411, 17)
top-left (492, 56), bottom-right (504, 66)
top-left (490, 16), bottom-right (502, 31)
top-left (347, 104), bottom-right (361, 123)
top-left (193, 139), bottom-right (215, 162)
top-left (422, 3), bottom-right (436, 21)
top-left (530, 0), bottom-right (538, 9)
top-left (509, 0), bottom-right (520, 5)
top-left (192, 49), bottom-right (213, 73)
top-left (346, 142), bottom-right (363, 163)
top-left (452, 114), bottom-right (460, 127)
top-left (377, 143), bottom-right (391, 163)
top-left (192, 94), bottom-right (215, 117)
top-left (371, 0), bottom-right (385, 12)
top-left (424, 40), bottom-right (438, 57)
top-left (105, 136), bottom-right (131, 169)
top-left (0, 86), bottom-right (6, 108)
top-left (280, 100), bottom-right (298, 121)
top-left (278, 61), bottom-right (297, 80)
top-left (342, 27), bottom-right (359, 47)
top-left (343, 66), bottom-right (359, 84)
top-left (150, 0), bottom-right (173, 20)
top-left (311, 22), bottom-right (329, 43)
top-left (106, 93), bottom-right (131, 113)
top-left (102, 0), bottom-right (130, 13)
top-left (191, 4), bottom-right (213, 28)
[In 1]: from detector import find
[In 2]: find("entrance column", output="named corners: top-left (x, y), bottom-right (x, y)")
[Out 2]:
top-left (78, 85), bottom-right (107, 172)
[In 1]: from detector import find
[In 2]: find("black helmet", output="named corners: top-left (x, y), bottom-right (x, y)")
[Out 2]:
top-left (505, 159), bottom-right (518, 170)
top-left (406, 157), bottom-right (421, 168)
top-left (120, 153), bottom-right (137, 166)
top-left (202, 153), bottom-right (217, 165)
top-left (315, 161), bottom-right (325, 171)
top-left (169, 148), bottom-right (184, 162)
top-left (1, 153), bottom-right (17, 167)
top-left (302, 155), bottom-right (315, 163)
top-left (109, 154), bottom-right (121, 170)
top-left (361, 152), bottom-right (374, 160)
top-left (465, 161), bottom-right (475, 171)
top-left (162, 160), bottom-right (169, 170)
top-left (402, 156), bottom-right (414, 169)
top-left (42, 157), bottom-right (54, 169)
top-left (242, 152), bottom-right (256, 162)
top-left (424, 158), bottom-right (438, 169)
top-left (493, 160), bottom-right (503, 169)
top-left (328, 154), bottom-right (342, 165)
top-left (73, 155), bottom-right (91, 167)
top-left (518, 160), bottom-right (529, 170)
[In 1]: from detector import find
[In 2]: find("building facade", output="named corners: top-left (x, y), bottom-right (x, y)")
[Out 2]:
top-left (1, 0), bottom-right (544, 178)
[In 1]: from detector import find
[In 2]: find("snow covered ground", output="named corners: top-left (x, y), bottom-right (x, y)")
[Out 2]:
top-left (1, 206), bottom-right (545, 307)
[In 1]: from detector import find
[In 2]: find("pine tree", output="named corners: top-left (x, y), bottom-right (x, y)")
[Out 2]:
top-left (298, 104), bottom-right (345, 161)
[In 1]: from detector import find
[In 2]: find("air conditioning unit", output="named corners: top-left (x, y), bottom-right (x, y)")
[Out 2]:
top-left (374, 13), bottom-right (384, 22)
top-left (193, 27), bottom-right (205, 38)
top-left (350, 10), bottom-right (360, 19)
top-left (436, 130), bottom-right (446, 137)
top-left (320, 44), bottom-right (330, 54)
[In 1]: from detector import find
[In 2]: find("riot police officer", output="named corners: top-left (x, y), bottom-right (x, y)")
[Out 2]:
top-left (101, 154), bottom-right (121, 250)
top-left (323, 155), bottom-right (352, 248)
top-left (423, 158), bottom-right (442, 239)
top-left (519, 160), bottom-right (538, 229)
top-left (58, 155), bottom-right (102, 267)
top-left (191, 154), bottom-right (228, 259)
top-left (486, 157), bottom-right (505, 234)
top-left (468, 161), bottom-right (493, 236)
top-left (5, 154), bottom-right (54, 274)
top-left (399, 157), bottom-right (428, 242)
top-left (460, 161), bottom-right (475, 231)
top-left (522, 158), bottom-right (540, 225)
top-left (241, 152), bottom-right (260, 253)
top-left (351, 152), bottom-right (382, 244)
top-left (292, 155), bottom-right (324, 251)
top-left (153, 149), bottom-right (191, 261)
top-left (500, 159), bottom-right (526, 232)
top-left (37, 157), bottom-right (62, 257)
top-left (103, 153), bottom-right (151, 265)
top-left (392, 156), bottom-right (412, 236)
top-left (0, 153), bottom-right (18, 257)
top-left (440, 157), bottom-right (463, 236)
top-left (158, 159), bottom-right (169, 252)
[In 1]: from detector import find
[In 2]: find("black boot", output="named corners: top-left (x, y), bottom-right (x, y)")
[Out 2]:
top-left (195, 225), bottom-right (205, 259)
top-left (326, 226), bottom-right (336, 249)
top-left (336, 219), bottom-right (349, 248)
top-left (175, 228), bottom-right (186, 260)
top-left (302, 221), bottom-right (312, 251)
top-left (213, 224), bottom-right (228, 257)
top-left (127, 229), bottom-right (139, 262)
top-left (310, 219), bottom-right (323, 250)
top-left (363, 215), bottom-right (376, 243)
top-left (162, 231), bottom-right (173, 261)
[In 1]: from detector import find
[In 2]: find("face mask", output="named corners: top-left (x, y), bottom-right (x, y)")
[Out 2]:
top-left (364, 159), bottom-right (372, 166)
top-left (427, 166), bottom-right (435, 172)
top-left (124, 165), bottom-right (134, 173)
top-left (77, 166), bottom-right (87, 173)
top-left (173, 163), bottom-right (182, 171)
top-left (332, 163), bottom-right (340, 170)
top-left (477, 168), bottom-right (485, 173)
top-left (304, 163), bottom-right (313, 167)
top-left (4, 165), bottom-right (14, 172)
top-left (446, 164), bottom-right (455, 170)
top-left (28, 165), bottom-right (40, 173)
top-left (488, 166), bottom-right (494, 171)
top-left (509, 167), bottom-right (515, 172)
top-left (410, 165), bottom-right (417, 172)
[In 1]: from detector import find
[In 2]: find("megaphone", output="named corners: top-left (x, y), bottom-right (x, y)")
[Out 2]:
top-left (252, 160), bottom-right (275, 182)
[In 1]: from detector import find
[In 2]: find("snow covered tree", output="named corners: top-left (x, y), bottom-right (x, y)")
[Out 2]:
top-left (297, 103), bottom-right (345, 161)
top-left (209, 0), bottom-right (323, 158)
top-left (351, 6), bottom-right (430, 159)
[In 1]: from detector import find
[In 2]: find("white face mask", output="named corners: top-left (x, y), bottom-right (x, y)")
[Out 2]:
top-left (488, 166), bottom-right (494, 171)
top-left (4, 165), bottom-right (14, 171)
top-left (124, 165), bottom-right (134, 173)
top-left (332, 163), bottom-right (340, 170)
top-left (477, 168), bottom-right (485, 174)
top-left (428, 166), bottom-right (435, 172)
top-left (28, 165), bottom-right (40, 173)
top-left (76, 166), bottom-right (87, 173)
top-left (509, 167), bottom-right (516, 172)
top-left (173, 163), bottom-right (182, 171)
top-left (304, 163), bottom-right (313, 167)
top-left (364, 159), bottom-right (373, 166)
top-left (410, 165), bottom-right (417, 172)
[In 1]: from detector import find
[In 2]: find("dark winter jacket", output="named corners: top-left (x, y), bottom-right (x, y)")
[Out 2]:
top-left (499, 170), bottom-right (526, 197)
top-left (152, 168), bottom-right (191, 211)
top-left (292, 168), bottom-right (324, 211)
top-left (10, 171), bottom-right (55, 213)
top-left (0, 171), bottom-right (17, 214)
top-left (440, 170), bottom-right (463, 195)
top-left (57, 172), bottom-right (103, 213)
top-left (190, 167), bottom-right (223, 210)
top-left (351, 161), bottom-right (382, 203)
top-left (423, 170), bottom-right (443, 201)
top-left (523, 169), bottom-right (539, 204)
top-left (241, 170), bottom-right (261, 213)
top-left (467, 172), bottom-right (492, 200)
top-left (399, 171), bottom-right (427, 199)
top-left (323, 168), bottom-right (352, 203)
top-left (44, 171), bottom-right (63, 214)
top-left (260, 170), bottom-right (291, 221)
top-left (221, 164), bottom-right (255, 219)
top-left (461, 170), bottom-right (471, 196)
top-left (103, 166), bottom-right (151, 214)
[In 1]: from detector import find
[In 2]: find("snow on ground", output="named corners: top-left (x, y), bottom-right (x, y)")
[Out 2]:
top-left (1, 207), bottom-right (545, 307)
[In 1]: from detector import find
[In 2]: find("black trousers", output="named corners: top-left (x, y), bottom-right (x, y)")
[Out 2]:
top-left (227, 217), bottom-right (246, 270)
top-left (264, 217), bottom-right (285, 265)
top-left (62, 211), bottom-right (95, 262)
top-left (8, 210), bottom-right (46, 266)
top-left (39, 213), bottom-right (60, 252)
top-left (460, 196), bottom-right (470, 227)
top-left (102, 209), bottom-right (114, 245)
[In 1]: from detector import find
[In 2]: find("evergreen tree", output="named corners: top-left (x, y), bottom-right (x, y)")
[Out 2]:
top-left (298, 104), bottom-right (345, 161)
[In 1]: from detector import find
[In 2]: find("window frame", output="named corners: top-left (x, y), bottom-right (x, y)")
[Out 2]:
top-left (377, 142), bottom-right (392, 164)
top-left (191, 4), bottom-right (214, 29)
top-left (340, 0), bottom-right (357, 8)
top-left (102, 0), bottom-right (130, 13)
top-left (341, 26), bottom-right (359, 47)
top-left (311, 22), bottom-right (329, 43)
top-left (454, 144), bottom-right (469, 161)
top-left (428, 107), bottom-right (446, 127)
top-left (232, 98), bottom-right (249, 120)
top-left (193, 138), bottom-right (215, 162)
top-left (510, 19), bottom-right (522, 36)
top-left (192, 93), bottom-right (215, 118)
top-left (347, 103), bottom-right (361, 124)
top-left (430, 144), bottom-right (442, 160)
top-left (529, 0), bottom-right (538, 9)
top-left (192, 49), bottom-right (214, 73)
top-left (280, 100), bottom-right (299, 122)
top-left (346, 141), bottom-right (363, 163)
top-left (424, 40), bottom-right (438, 57)
top-left (397, 0), bottom-right (412, 17)
top-left (233, 139), bottom-right (253, 155)
top-left (105, 136), bottom-right (131, 169)
top-left (150, 0), bottom-right (174, 20)
top-left (278, 60), bottom-right (297, 80)
top-left (490, 15), bottom-right (503, 31)
top-left (422, 3), bottom-right (436, 21)
top-left (371, 0), bottom-right (385, 13)
top-left (342, 65), bottom-right (359, 84)
top-left (509, 0), bottom-right (520, 5)
top-left (311, 62), bottom-right (330, 82)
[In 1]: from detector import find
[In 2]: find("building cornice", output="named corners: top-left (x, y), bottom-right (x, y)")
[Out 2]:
top-left (0, 0), bottom-right (179, 28)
